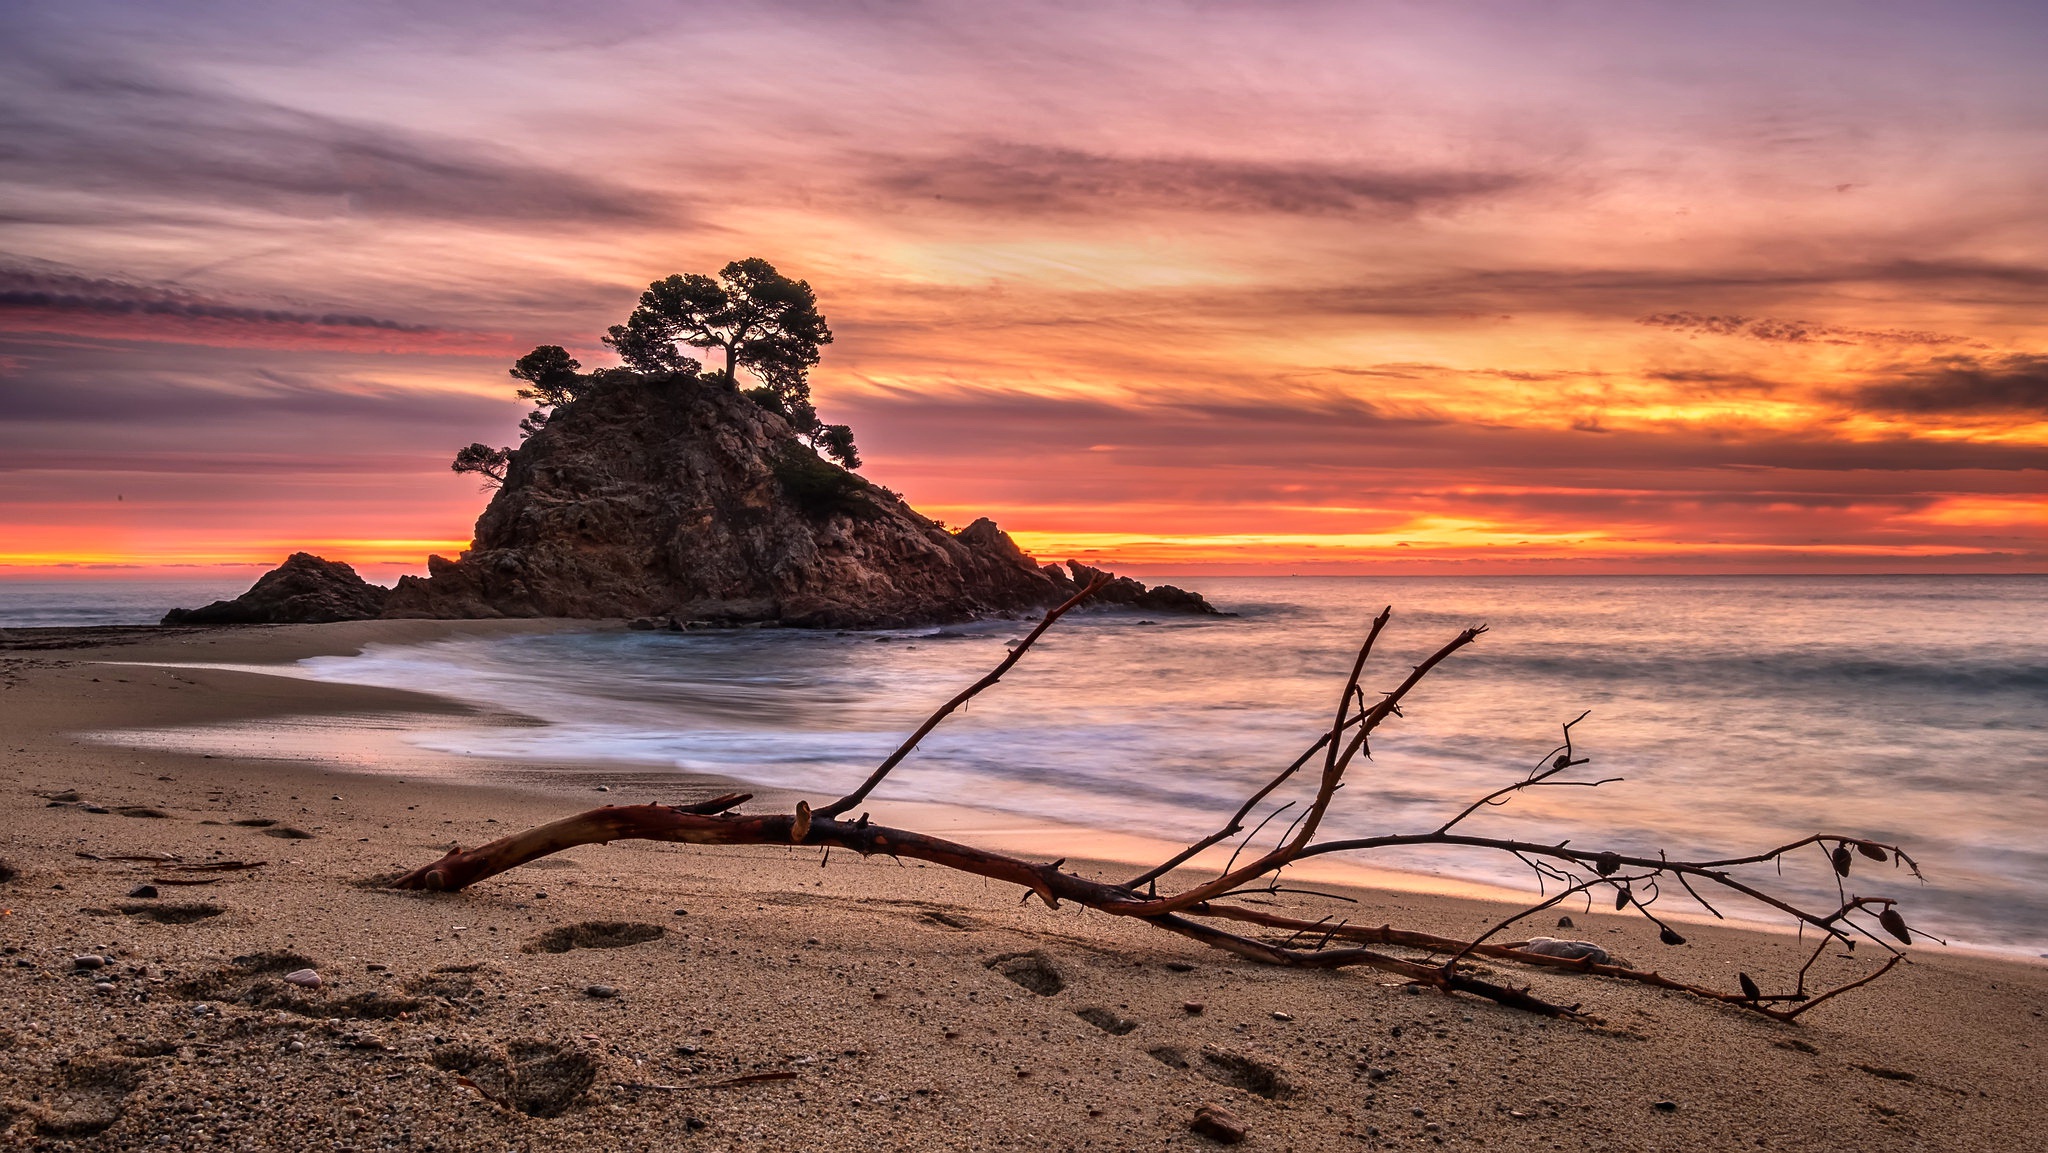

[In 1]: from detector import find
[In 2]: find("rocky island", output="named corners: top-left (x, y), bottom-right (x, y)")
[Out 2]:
top-left (168, 261), bottom-right (1213, 629)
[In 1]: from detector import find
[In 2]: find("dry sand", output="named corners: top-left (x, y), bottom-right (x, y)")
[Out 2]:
top-left (0, 621), bottom-right (2042, 1151)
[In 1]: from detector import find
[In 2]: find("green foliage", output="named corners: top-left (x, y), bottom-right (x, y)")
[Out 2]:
top-left (770, 443), bottom-right (878, 522)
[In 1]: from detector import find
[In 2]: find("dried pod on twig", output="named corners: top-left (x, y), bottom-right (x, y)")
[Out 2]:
top-left (1738, 972), bottom-right (1761, 1001)
top-left (1878, 908), bottom-right (1913, 945)
top-left (1831, 844), bottom-right (1853, 878)
top-left (1659, 927), bottom-right (1686, 946)
top-left (1594, 851), bottom-right (1621, 876)
top-left (1552, 754), bottom-right (1572, 770)
top-left (1613, 885), bottom-right (1631, 911)
top-left (1856, 843), bottom-right (1888, 863)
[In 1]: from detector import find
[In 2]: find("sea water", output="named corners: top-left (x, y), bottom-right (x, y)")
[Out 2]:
top-left (0, 579), bottom-right (252, 628)
top-left (23, 575), bottom-right (2048, 954)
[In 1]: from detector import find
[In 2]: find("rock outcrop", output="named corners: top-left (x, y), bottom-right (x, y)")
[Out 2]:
top-left (162, 553), bottom-right (389, 625)
top-left (372, 373), bottom-right (1212, 627)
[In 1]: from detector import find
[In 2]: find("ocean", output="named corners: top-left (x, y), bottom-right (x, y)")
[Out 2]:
top-left (12, 575), bottom-right (2046, 955)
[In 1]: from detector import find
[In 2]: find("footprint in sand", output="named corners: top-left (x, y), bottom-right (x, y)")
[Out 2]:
top-left (983, 950), bottom-right (1064, 996)
top-left (118, 901), bottom-right (221, 925)
top-left (433, 1039), bottom-right (598, 1117)
top-left (173, 951), bottom-right (422, 1020)
top-left (523, 921), bottom-right (666, 954)
top-left (3, 1053), bottom-right (144, 1137)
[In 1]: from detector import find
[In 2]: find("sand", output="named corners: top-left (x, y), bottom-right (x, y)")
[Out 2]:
top-left (0, 620), bottom-right (2042, 1151)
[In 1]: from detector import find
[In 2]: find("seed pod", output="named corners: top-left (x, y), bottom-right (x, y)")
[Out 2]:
top-left (1856, 843), bottom-right (1888, 862)
top-left (1738, 972), bottom-right (1761, 1001)
top-left (1553, 754), bottom-right (1572, 770)
top-left (1831, 844), bottom-right (1853, 877)
top-left (1878, 908), bottom-right (1913, 945)
top-left (1614, 885), bottom-right (1631, 910)
top-left (1659, 927), bottom-right (1686, 946)
top-left (1594, 851), bottom-right (1621, 876)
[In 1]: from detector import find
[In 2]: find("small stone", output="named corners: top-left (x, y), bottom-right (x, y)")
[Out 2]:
top-left (674, 909), bottom-right (689, 917)
top-left (1190, 1101), bottom-right (1247, 1144)
top-left (584, 984), bottom-right (620, 999)
top-left (283, 968), bottom-right (322, 989)
top-left (127, 884), bottom-right (159, 899)
top-left (285, 1040), bottom-right (306, 1053)
top-left (1653, 1100), bottom-right (1678, 1112)
top-left (1183, 1001), bottom-right (1205, 1015)
top-left (1271, 1011), bottom-right (1294, 1022)
top-left (330, 794), bottom-right (342, 801)
top-left (1556, 915), bottom-right (1574, 928)
top-left (535, 892), bottom-right (548, 900)
top-left (93, 981), bottom-right (116, 993)
top-left (72, 954), bottom-right (107, 971)
top-left (595, 785), bottom-right (611, 793)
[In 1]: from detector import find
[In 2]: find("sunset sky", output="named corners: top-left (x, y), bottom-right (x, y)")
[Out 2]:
top-left (3, 1), bottom-right (2042, 580)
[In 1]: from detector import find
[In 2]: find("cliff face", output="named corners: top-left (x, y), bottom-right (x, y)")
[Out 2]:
top-left (379, 374), bottom-right (1201, 627)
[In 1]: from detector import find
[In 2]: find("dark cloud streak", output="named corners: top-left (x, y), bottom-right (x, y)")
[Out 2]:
top-left (0, 269), bottom-right (435, 333)
top-left (1848, 354), bottom-right (2048, 415)
top-left (0, 54), bottom-right (672, 226)
top-left (868, 142), bottom-right (1528, 217)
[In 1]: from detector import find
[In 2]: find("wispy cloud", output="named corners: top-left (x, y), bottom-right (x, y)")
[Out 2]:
top-left (0, 268), bottom-right (434, 333)
top-left (1640, 312), bottom-right (1978, 346)
top-left (1847, 354), bottom-right (2048, 415)
top-left (866, 143), bottom-right (1529, 217)
top-left (0, 57), bottom-right (674, 226)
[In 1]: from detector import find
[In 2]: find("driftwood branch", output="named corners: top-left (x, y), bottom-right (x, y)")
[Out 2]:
top-left (389, 598), bottom-right (1920, 1024)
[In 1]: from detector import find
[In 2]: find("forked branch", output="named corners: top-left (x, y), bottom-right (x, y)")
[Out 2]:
top-left (388, 597), bottom-right (1920, 1024)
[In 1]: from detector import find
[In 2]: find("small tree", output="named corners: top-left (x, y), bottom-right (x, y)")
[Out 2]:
top-left (608, 260), bottom-right (858, 469)
top-left (451, 442), bottom-right (511, 488)
top-left (508, 345), bottom-right (587, 438)
top-left (606, 259), bottom-right (831, 385)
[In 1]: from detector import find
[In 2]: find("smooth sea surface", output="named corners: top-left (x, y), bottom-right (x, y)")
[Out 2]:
top-left (21, 575), bottom-right (2048, 955)
top-left (0, 579), bottom-right (253, 628)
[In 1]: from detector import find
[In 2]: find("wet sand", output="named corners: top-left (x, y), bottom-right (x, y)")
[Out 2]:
top-left (1, 621), bottom-right (2042, 1150)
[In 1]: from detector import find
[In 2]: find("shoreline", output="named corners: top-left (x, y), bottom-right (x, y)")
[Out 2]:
top-left (71, 628), bottom-right (2048, 966)
top-left (1, 621), bottom-right (2043, 1148)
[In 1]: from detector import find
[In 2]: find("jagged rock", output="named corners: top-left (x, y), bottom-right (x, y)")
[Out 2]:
top-left (162, 553), bottom-right (389, 625)
top-left (379, 374), bottom-right (1215, 627)
top-left (1063, 561), bottom-right (1216, 615)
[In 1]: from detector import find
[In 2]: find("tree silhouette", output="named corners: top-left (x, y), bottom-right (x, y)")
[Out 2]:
top-left (451, 442), bottom-right (511, 488)
top-left (605, 259), bottom-right (830, 385)
top-left (608, 260), bottom-right (857, 468)
top-left (508, 345), bottom-right (588, 437)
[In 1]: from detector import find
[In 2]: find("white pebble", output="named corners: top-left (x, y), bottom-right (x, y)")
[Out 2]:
top-left (283, 968), bottom-right (323, 989)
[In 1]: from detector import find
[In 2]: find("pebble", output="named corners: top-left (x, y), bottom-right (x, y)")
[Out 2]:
top-left (595, 785), bottom-right (611, 792)
top-left (1271, 1011), bottom-right (1294, 1022)
top-left (283, 968), bottom-right (323, 989)
top-left (585, 984), bottom-right (620, 999)
top-left (72, 954), bottom-right (107, 971)
top-left (93, 981), bottom-right (116, 993)
top-left (127, 883), bottom-right (159, 899)
top-left (1190, 1101), bottom-right (1248, 1144)
top-left (1183, 1001), bottom-right (1205, 1015)
top-left (285, 1040), bottom-right (306, 1053)
top-left (1556, 915), bottom-right (1574, 928)
top-left (1653, 1100), bottom-right (1678, 1112)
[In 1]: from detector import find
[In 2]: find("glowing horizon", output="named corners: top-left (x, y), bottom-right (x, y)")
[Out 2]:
top-left (2, 2), bottom-right (2042, 578)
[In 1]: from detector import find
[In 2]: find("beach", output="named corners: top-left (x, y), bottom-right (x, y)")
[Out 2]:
top-left (1, 620), bottom-right (2043, 1151)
